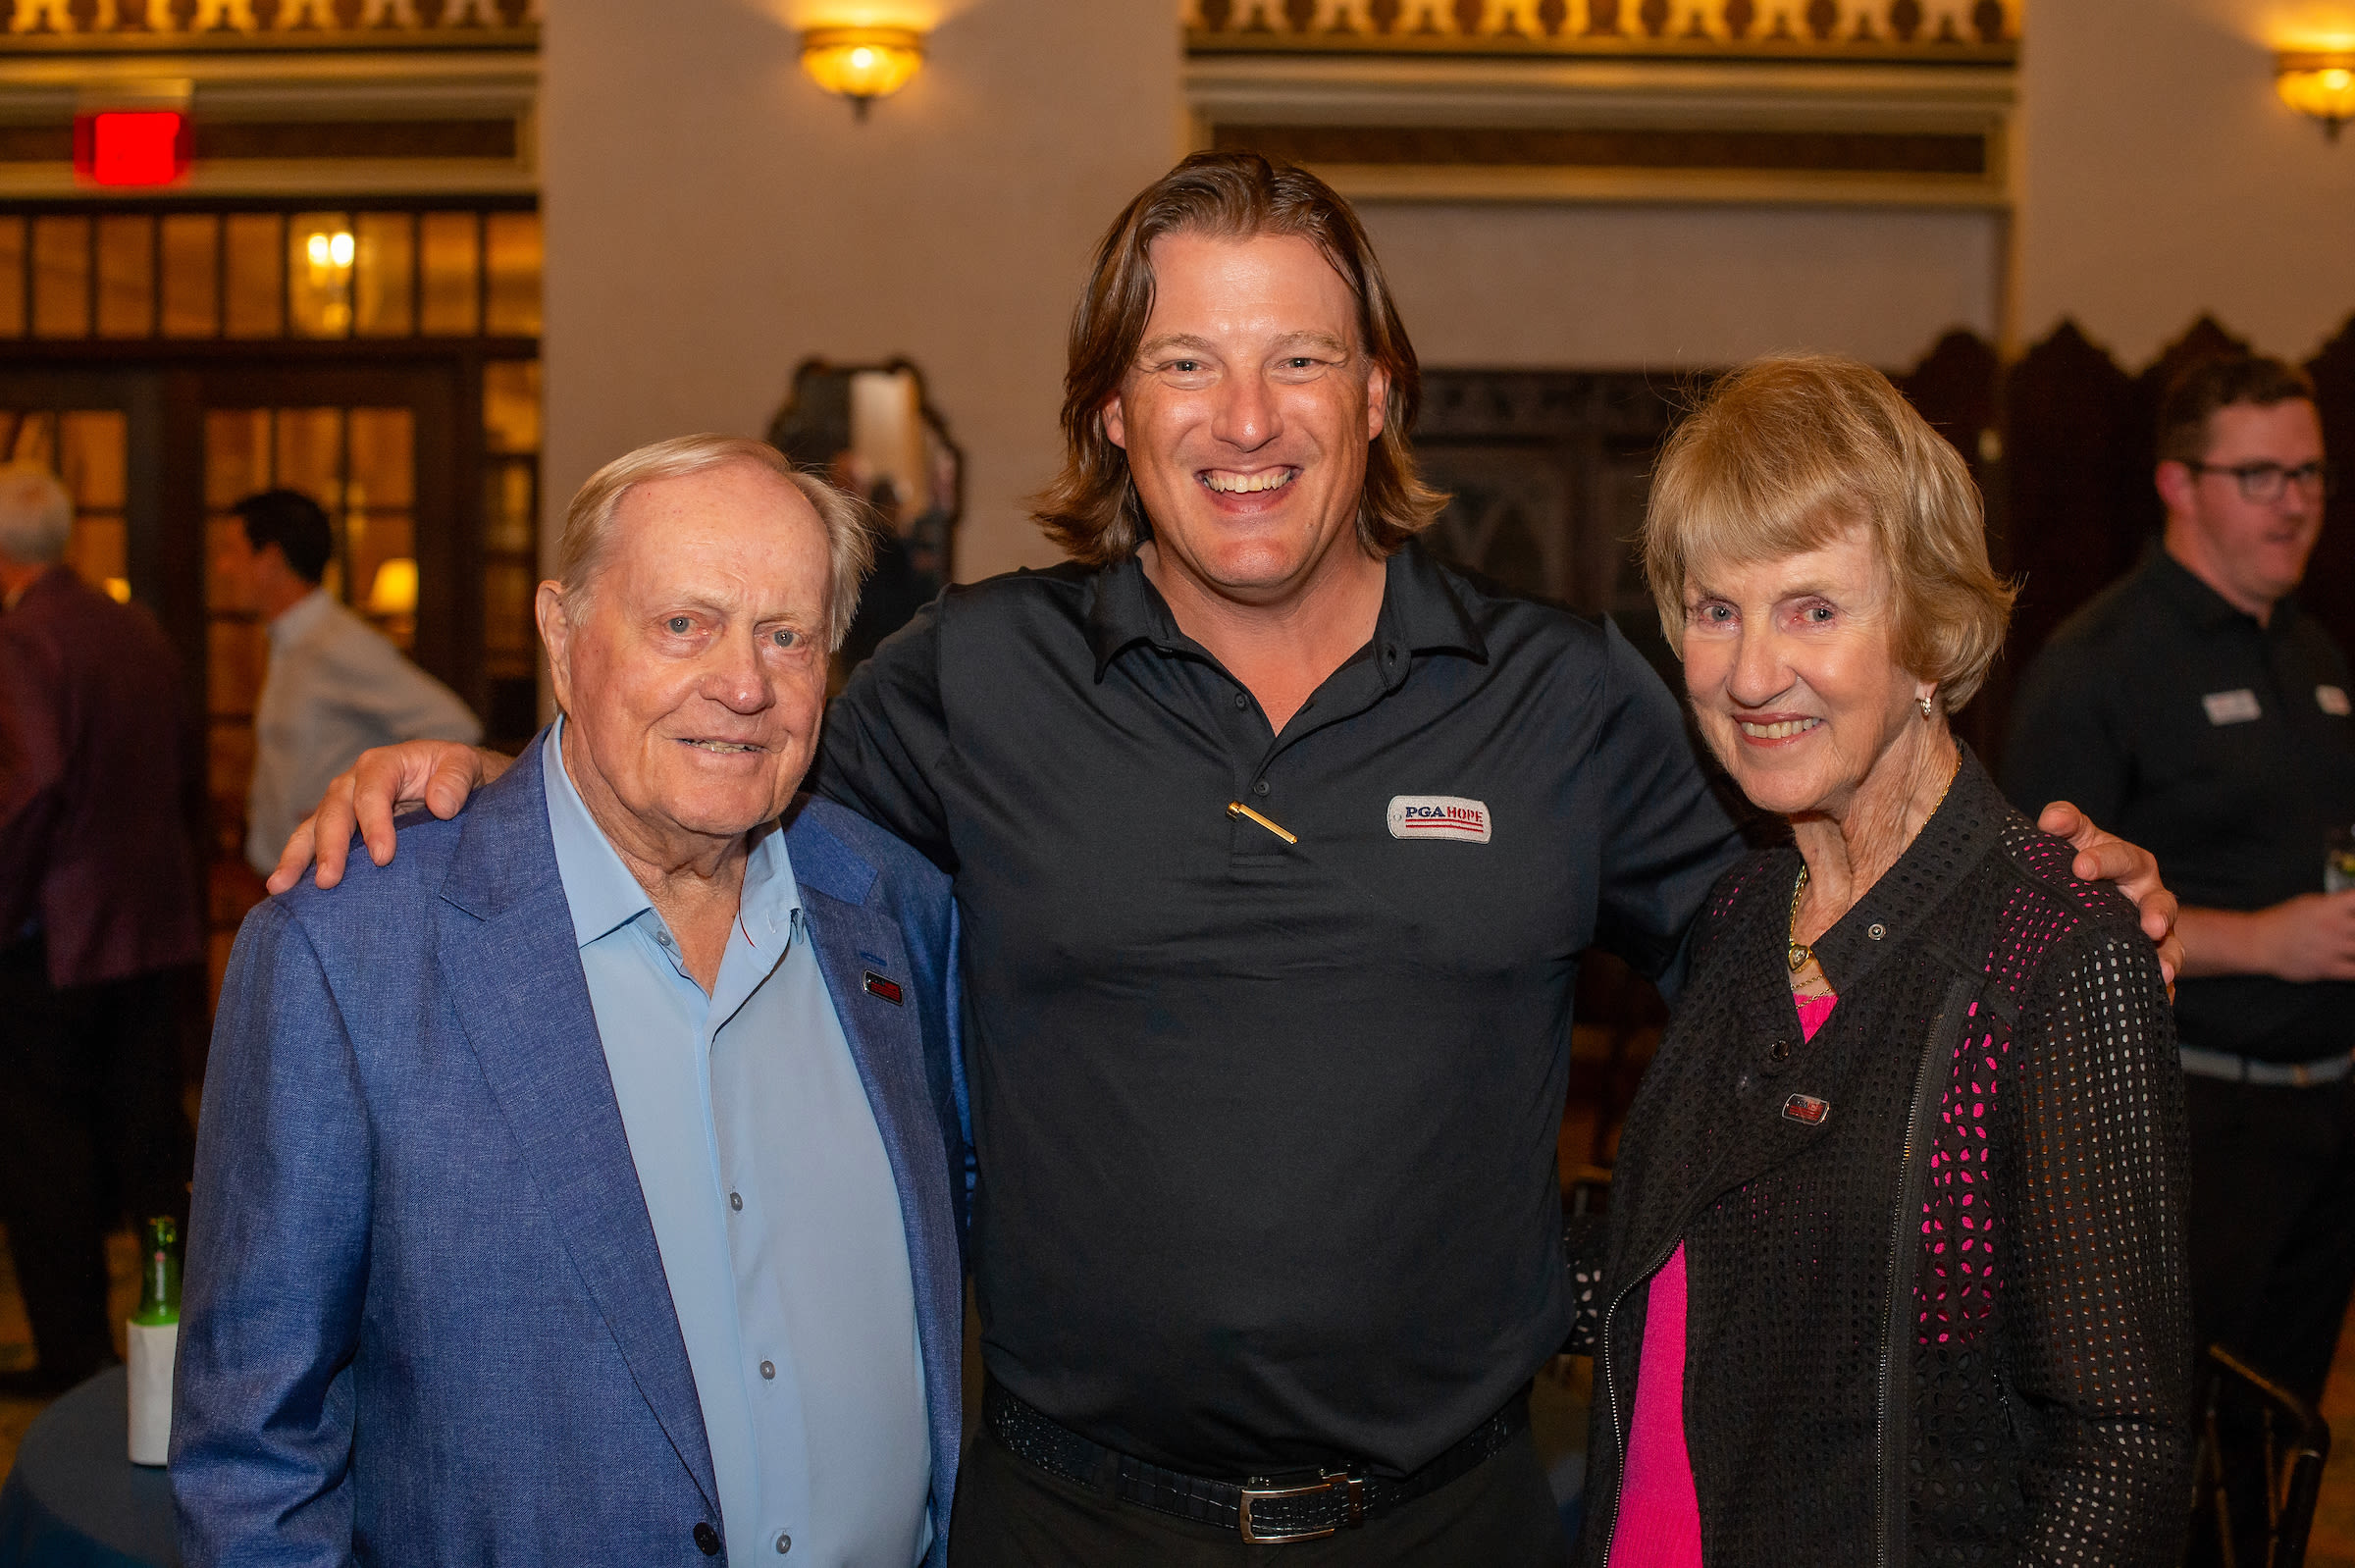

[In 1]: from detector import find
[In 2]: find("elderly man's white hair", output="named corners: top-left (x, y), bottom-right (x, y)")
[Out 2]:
top-left (556, 435), bottom-right (875, 652)
top-left (0, 462), bottom-right (73, 568)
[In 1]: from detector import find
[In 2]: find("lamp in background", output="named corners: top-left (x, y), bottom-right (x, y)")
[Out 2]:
top-left (366, 557), bottom-right (419, 619)
top-left (800, 26), bottom-right (924, 120)
top-left (2278, 51), bottom-right (2355, 140)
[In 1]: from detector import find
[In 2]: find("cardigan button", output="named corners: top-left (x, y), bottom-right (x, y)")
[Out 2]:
top-left (695, 1522), bottom-right (722, 1555)
top-left (1768, 1038), bottom-right (1792, 1063)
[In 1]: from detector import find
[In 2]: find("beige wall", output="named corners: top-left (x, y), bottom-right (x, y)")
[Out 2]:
top-left (1361, 201), bottom-right (2004, 373)
top-left (541, 0), bottom-right (1181, 585)
top-left (2016, 0), bottom-right (2355, 368)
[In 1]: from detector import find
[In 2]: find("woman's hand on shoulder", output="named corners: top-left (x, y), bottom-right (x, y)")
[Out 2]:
top-left (2035, 801), bottom-right (2181, 995)
top-left (267, 741), bottom-right (512, 894)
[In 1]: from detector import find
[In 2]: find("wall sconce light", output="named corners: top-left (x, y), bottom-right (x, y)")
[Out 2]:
top-left (2277, 51), bottom-right (2355, 140)
top-left (800, 26), bottom-right (924, 120)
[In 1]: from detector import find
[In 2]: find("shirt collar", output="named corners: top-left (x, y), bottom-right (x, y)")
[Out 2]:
top-left (1081, 536), bottom-right (1490, 682)
top-left (2145, 544), bottom-right (2298, 637)
top-left (540, 719), bottom-right (803, 952)
top-left (268, 587), bottom-right (336, 649)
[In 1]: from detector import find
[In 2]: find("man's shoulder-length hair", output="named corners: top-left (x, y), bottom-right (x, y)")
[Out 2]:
top-left (1033, 151), bottom-right (1446, 566)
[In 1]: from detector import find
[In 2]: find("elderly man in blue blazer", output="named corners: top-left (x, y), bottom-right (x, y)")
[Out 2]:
top-left (173, 436), bottom-right (968, 1567)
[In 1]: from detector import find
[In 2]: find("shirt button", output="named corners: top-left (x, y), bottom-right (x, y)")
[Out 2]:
top-left (1253, 779), bottom-right (1269, 797)
top-left (655, 931), bottom-right (673, 948)
top-left (775, 1534), bottom-right (792, 1555)
top-left (1868, 923), bottom-right (1886, 940)
top-left (1233, 692), bottom-right (1249, 709)
top-left (759, 1360), bottom-right (775, 1380)
top-left (729, 1192), bottom-right (743, 1212)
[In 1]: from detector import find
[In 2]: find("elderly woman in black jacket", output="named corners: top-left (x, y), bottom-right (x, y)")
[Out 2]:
top-left (1572, 355), bottom-right (2191, 1568)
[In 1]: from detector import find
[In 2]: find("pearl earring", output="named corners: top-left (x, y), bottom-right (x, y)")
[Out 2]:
top-left (1918, 695), bottom-right (1935, 719)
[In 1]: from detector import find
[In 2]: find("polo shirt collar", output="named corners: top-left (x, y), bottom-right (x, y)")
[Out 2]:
top-left (541, 717), bottom-right (801, 953)
top-left (2145, 544), bottom-right (2300, 637)
top-left (1082, 536), bottom-right (1489, 682)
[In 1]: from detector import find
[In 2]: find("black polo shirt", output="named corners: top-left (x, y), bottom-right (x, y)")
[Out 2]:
top-left (811, 540), bottom-right (1744, 1478)
top-left (2003, 547), bottom-right (2355, 1065)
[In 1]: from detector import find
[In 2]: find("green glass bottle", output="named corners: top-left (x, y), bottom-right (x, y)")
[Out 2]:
top-left (132, 1216), bottom-right (180, 1328)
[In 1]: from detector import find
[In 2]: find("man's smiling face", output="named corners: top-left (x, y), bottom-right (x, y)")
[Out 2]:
top-left (1101, 230), bottom-right (1389, 607)
top-left (541, 459), bottom-right (831, 865)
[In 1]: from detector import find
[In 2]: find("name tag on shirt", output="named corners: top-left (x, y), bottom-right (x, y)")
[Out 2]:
top-left (2202, 689), bottom-right (2262, 726)
top-left (1387, 796), bottom-right (1492, 844)
top-left (2321, 685), bottom-right (2352, 717)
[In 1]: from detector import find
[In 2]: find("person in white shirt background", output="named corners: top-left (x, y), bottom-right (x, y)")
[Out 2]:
top-left (216, 489), bottom-right (482, 877)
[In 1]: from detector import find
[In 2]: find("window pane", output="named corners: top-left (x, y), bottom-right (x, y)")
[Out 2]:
top-left (419, 212), bottom-right (479, 336)
top-left (483, 560), bottom-right (536, 665)
top-left (354, 212), bottom-right (415, 337)
top-left (161, 215), bottom-right (220, 338)
top-left (96, 215), bottom-right (154, 339)
top-left (32, 216), bottom-right (90, 338)
top-left (483, 359), bottom-right (541, 453)
top-left (484, 211), bottom-right (541, 336)
top-left (346, 408), bottom-right (415, 511)
top-left (71, 514), bottom-right (128, 595)
top-left (205, 409), bottom-right (273, 508)
top-left (225, 214), bottom-right (284, 338)
top-left (58, 411), bottom-right (127, 510)
top-left (0, 218), bottom-right (24, 339)
top-left (288, 212), bottom-right (354, 339)
top-left (485, 458), bottom-right (534, 553)
top-left (274, 407), bottom-right (344, 514)
top-left (207, 616), bottom-right (268, 718)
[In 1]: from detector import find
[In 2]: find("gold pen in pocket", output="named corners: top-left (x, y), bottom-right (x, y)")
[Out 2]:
top-left (1227, 800), bottom-right (1297, 845)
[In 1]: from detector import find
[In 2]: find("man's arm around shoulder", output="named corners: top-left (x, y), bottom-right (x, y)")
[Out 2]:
top-left (173, 897), bottom-right (372, 1567)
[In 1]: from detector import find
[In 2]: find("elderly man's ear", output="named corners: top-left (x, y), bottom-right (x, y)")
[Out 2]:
top-left (535, 580), bottom-right (576, 712)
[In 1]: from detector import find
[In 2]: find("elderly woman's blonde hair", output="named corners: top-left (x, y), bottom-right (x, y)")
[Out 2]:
top-left (1643, 353), bottom-right (2015, 712)
top-left (557, 435), bottom-right (875, 652)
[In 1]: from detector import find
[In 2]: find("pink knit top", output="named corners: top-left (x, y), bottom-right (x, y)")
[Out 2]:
top-left (1607, 992), bottom-right (1836, 1567)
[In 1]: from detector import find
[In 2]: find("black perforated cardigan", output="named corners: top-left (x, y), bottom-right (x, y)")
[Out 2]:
top-left (1565, 752), bottom-right (2193, 1568)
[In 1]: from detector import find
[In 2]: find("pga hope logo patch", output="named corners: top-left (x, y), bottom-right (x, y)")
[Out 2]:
top-left (1387, 796), bottom-right (1492, 844)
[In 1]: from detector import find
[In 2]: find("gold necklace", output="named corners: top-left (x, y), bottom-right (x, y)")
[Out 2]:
top-left (1788, 747), bottom-right (1964, 975)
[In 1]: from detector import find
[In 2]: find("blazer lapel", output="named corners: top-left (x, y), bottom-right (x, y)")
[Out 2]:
top-left (789, 824), bottom-right (965, 1517)
top-left (433, 743), bottom-right (720, 1519)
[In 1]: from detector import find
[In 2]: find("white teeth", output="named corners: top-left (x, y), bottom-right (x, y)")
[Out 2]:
top-left (1738, 718), bottom-right (1820, 739)
top-left (687, 740), bottom-right (759, 754)
top-left (1203, 469), bottom-right (1294, 494)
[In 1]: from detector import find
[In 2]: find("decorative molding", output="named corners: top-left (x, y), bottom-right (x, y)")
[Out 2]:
top-left (1187, 0), bottom-right (2015, 63)
top-left (1, 0), bottom-right (536, 50)
top-left (1187, 0), bottom-right (2015, 206)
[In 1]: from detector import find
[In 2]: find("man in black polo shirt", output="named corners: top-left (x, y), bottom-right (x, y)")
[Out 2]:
top-left (2005, 354), bottom-right (2348, 1407)
top-left (282, 154), bottom-right (2176, 1563)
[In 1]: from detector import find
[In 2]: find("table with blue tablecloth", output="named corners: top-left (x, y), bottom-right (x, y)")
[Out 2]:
top-left (0, 1369), bottom-right (178, 1568)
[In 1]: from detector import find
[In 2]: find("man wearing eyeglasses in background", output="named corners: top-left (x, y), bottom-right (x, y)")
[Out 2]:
top-left (2005, 353), bottom-right (2347, 1410)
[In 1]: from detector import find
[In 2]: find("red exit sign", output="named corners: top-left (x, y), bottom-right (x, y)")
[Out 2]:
top-left (73, 112), bottom-right (190, 187)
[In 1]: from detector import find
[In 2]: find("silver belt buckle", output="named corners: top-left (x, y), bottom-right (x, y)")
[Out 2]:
top-left (1237, 1471), bottom-right (1360, 1543)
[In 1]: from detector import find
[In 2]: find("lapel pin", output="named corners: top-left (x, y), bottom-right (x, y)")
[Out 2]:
top-left (863, 970), bottom-right (904, 1006)
top-left (1782, 1093), bottom-right (1830, 1126)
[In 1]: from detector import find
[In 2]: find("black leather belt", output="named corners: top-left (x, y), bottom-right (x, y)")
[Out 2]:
top-left (983, 1381), bottom-right (1529, 1544)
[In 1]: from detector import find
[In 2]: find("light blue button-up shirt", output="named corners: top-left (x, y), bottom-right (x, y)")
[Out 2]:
top-left (542, 723), bottom-right (932, 1564)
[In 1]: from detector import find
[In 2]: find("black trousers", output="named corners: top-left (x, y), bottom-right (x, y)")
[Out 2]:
top-left (2183, 1072), bottom-right (2355, 1407)
top-left (0, 938), bottom-right (195, 1384)
top-left (948, 1416), bottom-right (1570, 1567)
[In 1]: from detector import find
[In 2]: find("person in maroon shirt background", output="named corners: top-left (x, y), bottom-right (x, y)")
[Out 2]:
top-left (0, 461), bottom-right (203, 1395)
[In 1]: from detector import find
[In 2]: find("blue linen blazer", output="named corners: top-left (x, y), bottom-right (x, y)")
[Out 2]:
top-left (172, 737), bottom-right (967, 1567)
